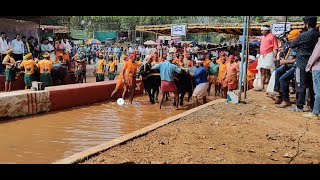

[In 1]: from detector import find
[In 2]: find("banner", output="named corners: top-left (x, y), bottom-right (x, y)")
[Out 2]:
top-left (171, 24), bottom-right (187, 36)
top-left (158, 36), bottom-right (171, 40)
top-left (70, 29), bottom-right (87, 40)
top-left (272, 22), bottom-right (291, 36)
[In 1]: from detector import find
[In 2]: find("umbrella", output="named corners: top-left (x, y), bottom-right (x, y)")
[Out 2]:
top-left (144, 40), bottom-right (156, 46)
top-left (87, 39), bottom-right (101, 45)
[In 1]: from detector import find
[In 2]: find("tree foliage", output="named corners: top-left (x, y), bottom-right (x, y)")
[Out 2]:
top-left (54, 16), bottom-right (307, 31)
top-left (46, 16), bottom-right (309, 43)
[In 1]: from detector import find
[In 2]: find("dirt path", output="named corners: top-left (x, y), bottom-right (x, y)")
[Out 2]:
top-left (83, 90), bottom-right (320, 164)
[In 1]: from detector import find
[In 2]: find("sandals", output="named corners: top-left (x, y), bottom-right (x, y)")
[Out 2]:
top-left (274, 98), bottom-right (282, 104)
top-left (276, 102), bottom-right (291, 108)
top-left (254, 88), bottom-right (264, 92)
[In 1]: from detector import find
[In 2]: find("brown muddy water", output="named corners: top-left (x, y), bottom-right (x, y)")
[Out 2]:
top-left (0, 95), bottom-right (196, 164)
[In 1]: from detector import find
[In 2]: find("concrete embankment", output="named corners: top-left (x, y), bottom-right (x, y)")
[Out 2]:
top-left (0, 79), bottom-right (144, 119)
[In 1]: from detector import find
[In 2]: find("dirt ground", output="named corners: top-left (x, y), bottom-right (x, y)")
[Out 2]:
top-left (83, 90), bottom-right (320, 164)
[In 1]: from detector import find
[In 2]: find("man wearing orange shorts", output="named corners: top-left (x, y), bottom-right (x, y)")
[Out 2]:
top-left (110, 53), bottom-right (138, 104)
top-left (226, 55), bottom-right (239, 91)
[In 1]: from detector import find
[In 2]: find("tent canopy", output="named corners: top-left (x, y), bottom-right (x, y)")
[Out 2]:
top-left (0, 16), bottom-right (53, 22)
top-left (136, 22), bottom-right (320, 36)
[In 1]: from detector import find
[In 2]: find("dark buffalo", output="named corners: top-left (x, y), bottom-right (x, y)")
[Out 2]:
top-left (174, 69), bottom-right (196, 106)
top-left (139, 67), bottom-right (161, 104)
top-left (141, 67), bottom-right (195, 107)
top-left (51, 59), bottom-right (78, 85)
top-left (51, 63), bottom-right (69, 85)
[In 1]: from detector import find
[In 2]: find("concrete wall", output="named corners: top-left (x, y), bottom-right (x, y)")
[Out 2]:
top-left (0, 74), bottom-right (78, 92)
top-left (47, 79), bottom-right (144, 111)
top-left (0, 90), bottom-right (51, 119)
top-left (0, 78), bottom-right (144, 119)
top-left (0, 63), bottom-right (125, 90)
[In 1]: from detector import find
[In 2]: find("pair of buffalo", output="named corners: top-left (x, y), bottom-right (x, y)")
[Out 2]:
top-left (142, 69), bottom-right (196, 106)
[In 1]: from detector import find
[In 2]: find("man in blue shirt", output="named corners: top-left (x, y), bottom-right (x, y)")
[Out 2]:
top-left (190, 60), bottom-right (209, 107)
top-left (11, 34), bottom-right (24, 61)
top-left (152, 55), bottom-right (182, 109)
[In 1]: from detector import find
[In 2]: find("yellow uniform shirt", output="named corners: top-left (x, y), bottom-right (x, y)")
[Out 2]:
top-left (3, 55), bottom-right (15, 69)
top-left (96, 59), bottom-right (107, 73)
top-left (108, 61), bottom-right (116, 73)
top-left (36, 59), bottom-right (53, 73)
top-left (20, 59), bottom-right (35, 74)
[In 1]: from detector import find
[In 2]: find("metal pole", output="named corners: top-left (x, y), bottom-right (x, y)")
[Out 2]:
top-left (185, 24), bottom-right (187, 41)
top-left (244, 16), bottom-right (250, 99)
top-left (238, 16), bottom-right (247, 102)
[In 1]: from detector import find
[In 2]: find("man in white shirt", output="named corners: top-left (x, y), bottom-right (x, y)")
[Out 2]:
top-left (41, 38), bottom-right (55, 59)
top-left (140, 46), bottom-right (146, 60)
top-left (145, 46), bottom-right (152, 56)
top-left (65, 39), bottom-right (72, 54)
top-left (6, 36), bottom-right (11, 49)
top-left (193, 45), bottom-right (199, 59)
top-left (113, 46), bottom-right (119, 61)
top-left (138, 45), bottom-right (142, 56)
top-left (11, 34), bottom-right (24, 61)
top-left (108, 46), bottom-right (113, 56)
top-left (0, 32), bottom-right (9, 74)
top-left (211, 50), bottom-right (218, 58)
top-left (169, 44), bottom-right (176, 54)
top-left (128, 46), bottom-right (134, 54)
